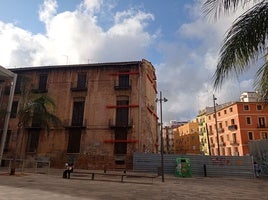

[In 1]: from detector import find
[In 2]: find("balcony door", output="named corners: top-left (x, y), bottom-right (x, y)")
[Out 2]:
top-left (71, 101), bottom-right (85, 126)
top-left (114, 98), bottom-right (129, 155)
top-left (116, 100), bottom-right (129, 126)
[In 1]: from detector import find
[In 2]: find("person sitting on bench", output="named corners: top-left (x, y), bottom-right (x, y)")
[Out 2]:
top-left (63, 162), bottom-right (74, 179)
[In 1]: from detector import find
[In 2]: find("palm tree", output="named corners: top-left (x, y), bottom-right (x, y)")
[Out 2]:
top-left (203, 0), bottom-right (268, 99)
top-left (10, 94), bottom-right (61, 175)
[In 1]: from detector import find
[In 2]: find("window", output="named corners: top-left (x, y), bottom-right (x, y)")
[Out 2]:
top-left (244, 105), bottom-right (249, 110)
top-left (116, 98), bottom-right (129, 126)
top-left (224, 110), bottom-right (227, 114)
top-left (229, 107), bottom-right (233, 112)
top-left (248, 132), bottom-right (253, 140)
top-left (67, 130), bottom-right (81, 153)
top-left (231, 119), bottom-right (235, 125)
top-left (246, 117), bottom-right (251, 125)
top-left (258, 117), bottom-right (266, 128)
top-left (222, 148), bottom-right (225, 156)
top-left (234, 147), bottom-right (239, 156)
top-left (14, 75), bottom-right (22, 93)
top-left (114, 96), bottom-right (129, 155)
top-left (208, 116), bottom-right (211, 120)
top-left (119, 73), bottom-right (129, 87)
top-left (26, 130), bottom-right (40, 153)
top-left (71, 100), bottom-right (85, 126)
top-left (38, 74), bottom-right (48, 91)
top-left (226, 134), bottom-right (230, 141)
top-left (218, 112), bottom-right (221, 117)
top-left (10, 101), bottom-right (18, 118)
top-left (257, 105), bottom-right (263, 110)
top-left (209, 125), bottom-right (212, 133)
top-left (227, 147), bottom-right (231, 156)
top-left (225, 121), bottom-right (228, 127)
top-left (77, 73), bottom-right (87, 89)
top-left (261, 132), bottom-right (268, 139)
top-left (232, 133), bottom-right (237, 143)
top-left (210, 138), bottom-right (214, 144)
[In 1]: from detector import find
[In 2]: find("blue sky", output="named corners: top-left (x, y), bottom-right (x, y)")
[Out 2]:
top-left (0, 0), bottom-right (257, 123)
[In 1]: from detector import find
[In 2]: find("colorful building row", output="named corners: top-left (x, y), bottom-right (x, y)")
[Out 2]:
top-left (172, 92), bottom-right (268, 156)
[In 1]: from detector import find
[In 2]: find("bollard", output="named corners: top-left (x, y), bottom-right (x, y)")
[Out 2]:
top-left (203, 164), bottom-right (207, 177)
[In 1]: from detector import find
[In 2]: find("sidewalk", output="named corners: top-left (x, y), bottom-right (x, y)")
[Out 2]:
top-left (0, 168), bottom-right (268, 200)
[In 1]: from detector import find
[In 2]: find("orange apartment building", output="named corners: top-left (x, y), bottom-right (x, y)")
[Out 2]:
top-left (206, 99), bottom-right (268, 156)
top-left (173, 122), bottom-right (200, 154)
top-left (0, 59), bottom-right (158, 169)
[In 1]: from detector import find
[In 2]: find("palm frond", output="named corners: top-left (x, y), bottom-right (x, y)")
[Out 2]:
top-left (202, 0), bottom-right (260, 19)
top-left (213, 1), bottom-right (268, 89)
top-left (254, 58), bottom-right (268, 100)
top-left (17, 95), bottom-right (61, 130)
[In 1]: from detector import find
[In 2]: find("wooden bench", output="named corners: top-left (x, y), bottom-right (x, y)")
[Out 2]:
top-left (71, 171), bottom-right (126, 182)
top-left (71, 170), bottom-right (159, 184)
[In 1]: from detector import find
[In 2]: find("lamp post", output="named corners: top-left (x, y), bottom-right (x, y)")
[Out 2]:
top-left (213, 94), bottom-right (220, 156)
top-left (156, 91), bottom-right (167, 182)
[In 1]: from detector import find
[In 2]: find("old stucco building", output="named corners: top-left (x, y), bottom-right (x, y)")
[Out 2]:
top-left (2, 59), bottom-right (158, 169)
top-left (173, 121), bottom-right (200, 155)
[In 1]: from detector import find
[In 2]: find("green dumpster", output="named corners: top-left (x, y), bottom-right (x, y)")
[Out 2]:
top-left (175, 158), bottom-right (192, 177)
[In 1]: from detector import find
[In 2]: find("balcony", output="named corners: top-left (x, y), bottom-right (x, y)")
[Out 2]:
top-left (230, 141), bottom-right (239, 146)
top-left (257, 124), bottom-right (268, 129)
top-left (23, 119), bottom-right (42, 129)
top-left (70, 81), bottom-right (87, 92)
top-left (228, 124), bottom-right (237, 131)
top-left (109, 119), bottom-right (133, 129)
top-left (219, 142), bottom-right (226, 146)
top-left (31, 82), bottom-right (48, 93)
top-left (208, 131), bottom-right (214, 135)
top-left (64, 119), bottom-right (87, 129)
top-left (31, 88), bottom-right (48, 93)
top-left (218, 128), bottom-right (224, 133)
top-left (114, 80), bottom-right (132, 90)
top-left (198, 122), bottom-right (204, 126)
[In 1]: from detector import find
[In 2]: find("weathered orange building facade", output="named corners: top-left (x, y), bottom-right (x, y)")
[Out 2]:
top-left (206, 101), bottom-right (268, 156)
top-left (173, 122), bottom-right (200, 154)
top-left (2, 59), bottom-right (158, 169)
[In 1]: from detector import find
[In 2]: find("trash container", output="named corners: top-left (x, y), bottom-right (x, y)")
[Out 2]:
top-left (175, 157), bottom-right (192, 177)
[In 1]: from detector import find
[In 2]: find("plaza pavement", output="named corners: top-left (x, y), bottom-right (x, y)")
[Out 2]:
top-left (0, 168), bottom-right (268, 200)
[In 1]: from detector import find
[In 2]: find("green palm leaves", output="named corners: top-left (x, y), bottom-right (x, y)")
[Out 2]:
top-left (203, 0), bottom-right (268, 98)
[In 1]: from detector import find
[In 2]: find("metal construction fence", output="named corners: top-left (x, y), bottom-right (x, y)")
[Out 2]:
top-left (249, 140), bottom-right (268, 176)
top-left (133, 153), bottom-right (254, 178)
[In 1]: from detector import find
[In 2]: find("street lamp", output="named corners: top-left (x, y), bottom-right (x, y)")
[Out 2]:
top-left (213, 94), bottom-right (220, 156)
top-left (156, 91), bottom-right (167, 182)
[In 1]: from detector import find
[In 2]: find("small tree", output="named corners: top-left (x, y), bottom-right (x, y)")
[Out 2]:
top-left (10, 81), bottom-right (61, 175)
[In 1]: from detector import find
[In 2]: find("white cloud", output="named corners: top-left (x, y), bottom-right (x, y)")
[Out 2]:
top-left (81, 0), bottom-right (103, 13)
top-left (0, 0), bottom-right (156, 67)
top-left (39, 0), bottom-right (58, 26)
top-left (0, 0), bottom-right (259, 123)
